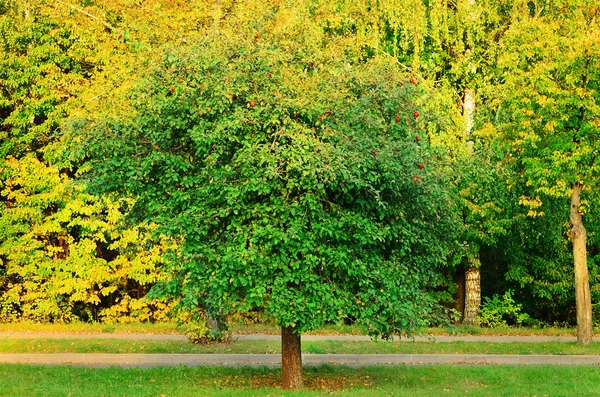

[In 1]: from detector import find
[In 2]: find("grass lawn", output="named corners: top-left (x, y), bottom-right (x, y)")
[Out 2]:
top-left (2, 338), bottom-right (600, 355)
top-left (0, 322), bottom-right (181, 335)
top-left (0, 321), bottom-right (582, 336)
top-left (1, 364), bottom-right (599, 396)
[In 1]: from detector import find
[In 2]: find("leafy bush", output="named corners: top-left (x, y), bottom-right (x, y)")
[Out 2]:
top-left (0, 156), bottom-right (171, 323)
top-left (478, 290), bottom-right (531, 328)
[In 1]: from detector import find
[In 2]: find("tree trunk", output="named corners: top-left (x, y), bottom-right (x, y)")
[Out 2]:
top-left (464, 87), bottom-right (476, 137)
top-left (462, 256), bottom-right (481, 326)
top-left (570, 183), bottom-right (593, 344)
top-left (453, 264), bottom-right (466, 324)
top-left (282, 326), bottom-right (303, 390)
top-left (461, 66), bottom-right (480, 326)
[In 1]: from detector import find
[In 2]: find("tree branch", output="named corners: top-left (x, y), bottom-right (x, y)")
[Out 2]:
top-left (53, 0), bottom-right (115, 31)
top-left (363, 42), bottom-right (412, 71)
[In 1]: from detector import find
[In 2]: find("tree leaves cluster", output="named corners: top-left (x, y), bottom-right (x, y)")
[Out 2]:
top-left (83, 26), bottom-right (461, 336)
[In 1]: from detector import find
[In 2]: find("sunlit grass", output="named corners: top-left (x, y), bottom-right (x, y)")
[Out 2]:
top-left (0, 322), bottom-right (180, 334)
top-left (1, 364), bottom-right (599, 396)
top-left (0, 321), bottom-right (581, 337)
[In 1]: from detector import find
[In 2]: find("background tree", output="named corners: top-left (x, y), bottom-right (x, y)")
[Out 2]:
top-left (0, 155), bottom-right (171, 322)
top-left (349, 0), bottom-right (522, 325)
top-left (496, 0), bottom-right (600, 343)
top-left (0, 0), bottom-right (187, 323)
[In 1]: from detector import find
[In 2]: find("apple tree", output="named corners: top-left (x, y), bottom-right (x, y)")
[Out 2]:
top-left (80, 31), bottom-right (460, 388)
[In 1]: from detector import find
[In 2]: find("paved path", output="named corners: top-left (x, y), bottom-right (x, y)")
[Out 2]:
top-left (1, 353), bottom-right (599, 367)
top-left (1, 332), bottom-right (596, 367)
top-left (0, 332), bottom-right (581, 343)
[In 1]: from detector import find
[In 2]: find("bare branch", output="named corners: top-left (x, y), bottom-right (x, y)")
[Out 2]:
top-left (363, 42), bottom-right (412, 71)
top-left (53, 0), bottom-right (115, 31)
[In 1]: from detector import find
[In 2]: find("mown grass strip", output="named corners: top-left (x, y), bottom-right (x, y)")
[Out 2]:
top-left (0, 322), bottom-right (180, 335)
top-left (0, 322), bottom-right (581, 336)
top-left (1, 364), bottom-right (599, 396)
top-left (2, 338), bottom-right (600, 355)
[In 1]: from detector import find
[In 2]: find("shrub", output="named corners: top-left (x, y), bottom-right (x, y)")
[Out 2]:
top-left (478, 290), bottom-right (531, 327)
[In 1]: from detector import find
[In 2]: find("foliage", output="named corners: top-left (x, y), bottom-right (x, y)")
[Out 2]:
top-left (478, 290), bottom-right (531, 328)
top-left (179, 318), bottom-right (232, 345)
top-left (0, 155), bottom-right (171, 322)
top-left (82, 17), bottom-right (461, 338)
top-left (492, 1), bottom-right (600, 331)
top-left (497, 2), bottom-right (600, 199)
top-left (0, 0), bottom-right (193, 323)
top-left (0, 0), bottom-right (90, 159)
top-left (2, 0), bottom-right (600, 331)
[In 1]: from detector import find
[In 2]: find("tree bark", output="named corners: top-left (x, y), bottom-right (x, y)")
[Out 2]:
top-left (453, 264), bottom-right (466, 323)
top-left (464, 87), bottom-right (476, 137)
top-left (570, 183), bottom-right (593, 344)
top-left (462, 256), bottom-right (481, 326)
top-left (282, 326), bottom-right (303, 390)
top-left (461, 56), bottom-right (480, 326)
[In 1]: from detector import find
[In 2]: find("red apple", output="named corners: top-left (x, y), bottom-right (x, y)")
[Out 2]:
top-left (254, 34), bottom-right (259, 39)
top-left (395, 116), bottom-right (400, 123)
top-left (249, 100), bottom-right (256, 107)
top-left (418, 163), bottom-right (424, 169)
top-left (412, 176), bottom-right (419, 182)
top-left (413, 111), bottom-right (419, 118)
top-left (409, 78), bottom-right (415, 84)
top-left (170, 85), bottom-right (175, 93)
top-left (416, 136), bottom-right (421, 142)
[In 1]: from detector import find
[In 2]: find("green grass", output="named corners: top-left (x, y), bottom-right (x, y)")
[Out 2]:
top-left (1, 364), bottom-right (599, 396)
top-left (0, 321), bottom-right (582, 336)
top-left (0, 321), bottom-right (180, 334)
top-left (3, 338), bottom-right (600, 355)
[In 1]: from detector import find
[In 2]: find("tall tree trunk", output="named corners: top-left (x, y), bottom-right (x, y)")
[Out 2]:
top-left (461, 76), bottom-right (480, 326)
top-left (453, 264), bottom-right (466, 323)
top-left (570, 183), bottom-right (593, 344)
top-left (464, 87), bottom-right (476, 138)
top-left (282, 326), bottom-right (303, 390)
top-left (462, 255), bottom-right (481, 326)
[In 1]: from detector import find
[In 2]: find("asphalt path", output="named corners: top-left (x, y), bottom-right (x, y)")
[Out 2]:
top-left (1, 352), bottom-right (599, 367)
top-left (0, 332), bottom-right (596, 367)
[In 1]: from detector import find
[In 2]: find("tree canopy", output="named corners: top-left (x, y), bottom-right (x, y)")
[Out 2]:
top-left (82, 28), bottom-right (461, 337)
